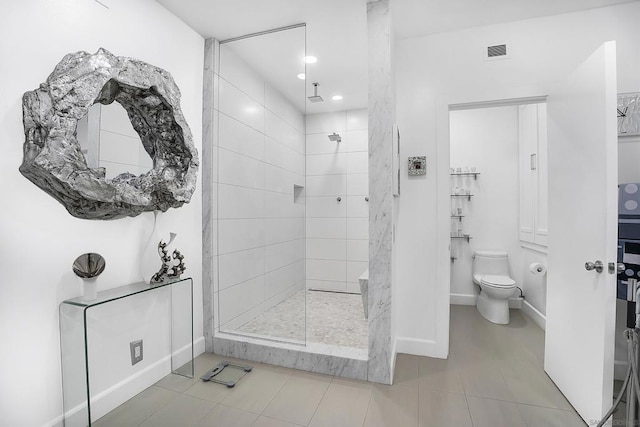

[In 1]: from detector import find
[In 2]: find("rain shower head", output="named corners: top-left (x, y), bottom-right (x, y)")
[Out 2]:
top-left (328, 132), bottom-right (341, 143)
top-left (308, 82), bottom-right (324, 103)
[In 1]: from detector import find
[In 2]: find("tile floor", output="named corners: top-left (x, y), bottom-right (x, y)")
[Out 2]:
top-left (96, 305), bottom-right (594, 426)
top-left (236, 290), bottom-right (369, 349)
top-left (613, 379), bottom-right (633, 426)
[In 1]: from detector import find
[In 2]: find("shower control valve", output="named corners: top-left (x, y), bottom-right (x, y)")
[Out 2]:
top-left (336, 196), bottom-right (342, 202)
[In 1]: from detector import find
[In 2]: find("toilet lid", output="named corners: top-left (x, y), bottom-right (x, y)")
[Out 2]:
top-left (481, 275), bottom-right (516, 288)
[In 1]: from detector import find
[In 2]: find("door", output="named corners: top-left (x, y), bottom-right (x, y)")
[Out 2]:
top-left (545, 41), bottom-right (618, 424)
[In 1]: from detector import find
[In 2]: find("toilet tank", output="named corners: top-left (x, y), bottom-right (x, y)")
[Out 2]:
top-left (473, 250), bottom-right (510, 276)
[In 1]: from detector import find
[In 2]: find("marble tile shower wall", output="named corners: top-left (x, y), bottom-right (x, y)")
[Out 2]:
top-left (215, 48), bottom-right (305, 332)
top-left (305, 110), bottom-right (369, 293)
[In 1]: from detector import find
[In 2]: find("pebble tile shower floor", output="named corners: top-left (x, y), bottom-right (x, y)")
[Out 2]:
top-left (94, 305), bottom-right (594, 426)
top-left (236, 290), bottom-right (369, 349)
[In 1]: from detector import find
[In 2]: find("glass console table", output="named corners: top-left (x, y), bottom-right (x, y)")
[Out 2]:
top-left (59, 277), bottom-right (193, 426)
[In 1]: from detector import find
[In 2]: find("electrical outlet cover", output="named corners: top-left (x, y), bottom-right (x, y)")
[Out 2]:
top-left (130, 340), bottom-right (143, 365)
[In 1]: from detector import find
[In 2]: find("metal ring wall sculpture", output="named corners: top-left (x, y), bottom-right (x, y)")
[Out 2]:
top-left (20, 48), bottom-right (199, 219)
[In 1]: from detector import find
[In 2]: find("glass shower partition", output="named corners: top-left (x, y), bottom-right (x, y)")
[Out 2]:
top-left (215, 25), bottom-right (307, 345)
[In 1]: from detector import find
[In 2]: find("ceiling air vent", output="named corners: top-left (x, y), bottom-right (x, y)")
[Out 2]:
top-left (487, 44), bottom-right (508, 58)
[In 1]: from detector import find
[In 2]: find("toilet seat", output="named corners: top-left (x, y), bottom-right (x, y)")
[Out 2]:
top-left (480, 275), bottom-right (515, 288)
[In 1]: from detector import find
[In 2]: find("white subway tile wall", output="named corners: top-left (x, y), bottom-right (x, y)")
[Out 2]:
top-left (218, 276), bottom-right (265, 326)
top-left (218, 218), bottom-right (265, 254)
top-left (306, 132), bottom-right (345, 155)
top-left (347, 218), bottom-right (369, 240)
top-left (215, 44), bottom-right (306, 335)
top-left (346, 239), bottom-right (369, 262)
top-left (219, 47), bottom-right (265, 104)
top-left (218, 247), bottom-right (265, 291)
top-left (306, 217), bottom-right (347, 240)
top-left (218, 113), bottom-right (265, 160)
top-left (265, 261), bottom-right (304, 300)
top-left (218, 79), bottom-right (265, 132)
top-left (264, 83), bottom-right (305, 133)
top-left (218, 148), bottom-right (265, 189)
top-left (218, 184), bottom-right (264, 219)
top-left (305, 109), bottom-right (369, 292)
top-left (306, 238), bottom-right (347, 261)
top-left (305, 152), bottom-right (347, 176)
top-left (347, 173), bottom-right (369, 196)
top-left (213, 43), bottom-right (369, 334)
top-left (305, 111), bottom-right (347, 134)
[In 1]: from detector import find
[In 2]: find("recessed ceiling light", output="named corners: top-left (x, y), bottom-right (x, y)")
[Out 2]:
top-left (303, 56), bottom-right (317, 64)
top-left (297, 73), bottom-right (306, 80)
top-left (332, 95), bottom-right (343, 101)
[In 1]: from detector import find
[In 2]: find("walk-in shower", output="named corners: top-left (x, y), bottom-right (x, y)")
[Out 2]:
top-left (214, 24), bottom-right (307, 345)
top-left (203, 22), bottom-right (371, 380)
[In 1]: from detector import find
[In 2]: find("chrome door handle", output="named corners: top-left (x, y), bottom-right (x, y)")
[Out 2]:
top-left (585, 260), bottom-right (604, 273)
top-left (608, 262), bottom-right (626, 274)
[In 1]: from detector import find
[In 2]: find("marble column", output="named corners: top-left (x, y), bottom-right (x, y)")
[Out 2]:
top-left (367, 0), bottom-right (395, 384)
top-left (202, 38), bottom-right (219, 352)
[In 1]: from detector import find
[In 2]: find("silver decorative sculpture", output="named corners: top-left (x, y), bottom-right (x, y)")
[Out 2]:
top-left (20, 48), bottom-right (198, 220)
top-left (72, 253), bottom-right (106, 300)
top-left (72, 253), bottom-right (106, 278)
top-left (150, 238), bottom-right (186, 285)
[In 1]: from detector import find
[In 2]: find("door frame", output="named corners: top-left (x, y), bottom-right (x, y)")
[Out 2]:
top-left (434, 89), bottom-right (550, 359)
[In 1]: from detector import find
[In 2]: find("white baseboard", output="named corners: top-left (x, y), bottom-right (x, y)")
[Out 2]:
top-left (42, 414), bottom-right (64, 427)
top-left (46, 337), bottom-right (205, 427)
top-left (390, 337), bottom-right (398, 384)
top-left (509, 297), bottom-right (523, 309)
top-left (450, 293), bottom-right (522, 309)
top-left (395, 337), bottom-right (437, 357)
top-left (450, 293), bottom-right (476, 305)
top-left (522, 300), bottom-right (546, 331)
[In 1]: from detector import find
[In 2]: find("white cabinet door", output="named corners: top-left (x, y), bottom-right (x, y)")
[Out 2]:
top-left (534, 103), bottom-right (548, 246)
top-left (519, 103), bottom-right (549, 247)
top-left (519, 104), bottom-right (537, 243)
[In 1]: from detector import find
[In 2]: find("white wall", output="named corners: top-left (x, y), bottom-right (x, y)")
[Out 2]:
top-left (619, 135), bottom-right (640, 185)
top-left (394, 3), bottom-right (640, 355)
top-left (305, 109), bottom-right (369, 293)
top-left (449, 106), bottom-right (521, 297)
top-left (215, 45), bottom-right (306, 333)
top-left (99, 104), bottom-right (154, 178)
top-left (521, 247), bottom-right (548, 316)
top-left (0, 1), bottom-right (204, 426)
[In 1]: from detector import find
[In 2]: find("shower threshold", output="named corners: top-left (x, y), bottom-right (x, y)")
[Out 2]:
top-left (212, 332), bottom-right (368, 381)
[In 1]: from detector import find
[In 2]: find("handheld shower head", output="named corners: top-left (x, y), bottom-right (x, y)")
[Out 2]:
top-left (328, 132), bottom-right (341, 143)
top-left (308, 82), bottom-right (324, 103)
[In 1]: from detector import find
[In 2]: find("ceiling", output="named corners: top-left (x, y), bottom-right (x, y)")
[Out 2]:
top-left (157, 0), bottom-right (637, 115)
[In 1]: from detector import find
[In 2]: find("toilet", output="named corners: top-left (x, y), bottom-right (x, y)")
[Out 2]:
top-left (472, 250), bottom-right (517, 324)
